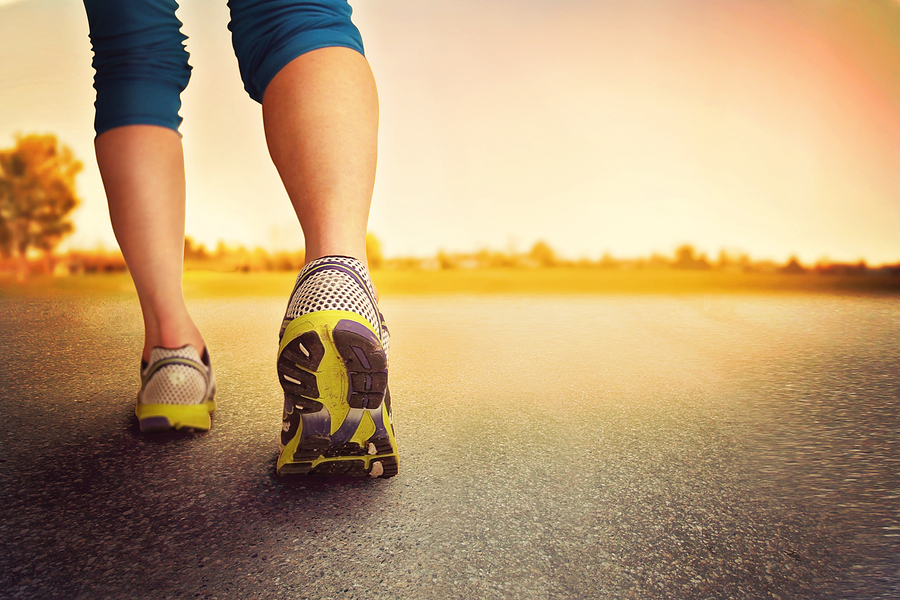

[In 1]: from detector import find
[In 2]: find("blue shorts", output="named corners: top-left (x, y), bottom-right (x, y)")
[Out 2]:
top-left (82, 0), bottom-right (365, 136)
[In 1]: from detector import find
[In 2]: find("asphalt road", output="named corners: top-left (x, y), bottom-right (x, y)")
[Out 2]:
top-left (1, 291), bottom-right (898, 599)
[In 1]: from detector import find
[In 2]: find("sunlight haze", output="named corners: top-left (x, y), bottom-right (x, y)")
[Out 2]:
top-left (2, 0), bottom-right (899, 265)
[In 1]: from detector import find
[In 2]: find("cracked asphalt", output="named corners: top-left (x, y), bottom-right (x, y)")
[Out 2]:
top-left (1, 290), bottom-right (899, 599)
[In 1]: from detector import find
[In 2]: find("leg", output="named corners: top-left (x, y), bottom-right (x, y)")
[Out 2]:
top-left (94, 125), bottom-right (205, 361)
top-left (266, 54), bottom-right (396, 476)
top-left (228, 0), bottom-right (397, 476)
top-left (84, 0), bottom-right (201, 361)
top-left (84, 0), bottom-right (215, 432)
top-left (261, 46), bottom-right (378, 263)
top-left (228, 0), bottom-right (374, 264)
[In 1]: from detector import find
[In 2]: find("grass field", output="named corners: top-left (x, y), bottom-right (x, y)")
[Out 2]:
top-left (1, 267), bottom-right (899, 299)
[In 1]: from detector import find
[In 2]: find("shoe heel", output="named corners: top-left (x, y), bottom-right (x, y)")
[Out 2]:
top-left (333, 318), bottom-right (388, 410)
top-left (276, 311), bottom-right (398, 478)
top-left (135, 401), bottom-right (215, 432)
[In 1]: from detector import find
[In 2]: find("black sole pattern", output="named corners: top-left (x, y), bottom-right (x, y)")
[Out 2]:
top-left (277, 318), bottom-right (397, 478)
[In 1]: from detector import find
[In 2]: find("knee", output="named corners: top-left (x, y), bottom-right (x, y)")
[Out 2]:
top-left (228, 0), bottom-right (364, 103)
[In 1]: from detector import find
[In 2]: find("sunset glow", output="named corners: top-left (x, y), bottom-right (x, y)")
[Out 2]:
top-left (2, 0), bottom-right (899, 265)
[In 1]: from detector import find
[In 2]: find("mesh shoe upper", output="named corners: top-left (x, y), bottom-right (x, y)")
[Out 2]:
top-left (138, 345), bottom-right (215, 406)
top-left (282, 256), bottom-right (389, 357)
top-left (276, 255), bottom-right (398, 477)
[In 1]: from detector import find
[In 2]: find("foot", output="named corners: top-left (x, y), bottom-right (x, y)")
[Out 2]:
top-left (135, 345), bottom-right (217, 432)
top-left (276, 256), bottom-right (398, 478)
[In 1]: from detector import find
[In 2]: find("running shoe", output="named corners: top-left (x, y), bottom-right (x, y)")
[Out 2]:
top-left (135, 345), bottom-right (217, 432)
top-left (276, 255), bottom-right (398, 478)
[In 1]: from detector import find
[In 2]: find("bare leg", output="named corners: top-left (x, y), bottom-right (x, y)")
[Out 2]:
top-left (94, 125), bottom-right (204, 361)
top-left (268, 48), bottom-right (398, 476)
top-left (261, 47), bottom-right (378, 264)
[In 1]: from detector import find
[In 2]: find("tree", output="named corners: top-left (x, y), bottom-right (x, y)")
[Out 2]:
top-left (672, 244), bottom-right (711, 270)
top-left (0, 134), bottom-right (81, 275)
top-left (528, 240), bottom-right (557, 267)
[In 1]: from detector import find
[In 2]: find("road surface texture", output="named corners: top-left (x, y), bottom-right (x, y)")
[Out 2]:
top-left (1, 290), bottom-right (898, 599)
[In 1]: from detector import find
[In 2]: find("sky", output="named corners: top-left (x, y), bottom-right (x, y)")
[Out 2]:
top-left (1, 0), bottom-right (899, 265)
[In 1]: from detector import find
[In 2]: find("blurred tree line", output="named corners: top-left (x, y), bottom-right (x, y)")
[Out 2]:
top-left (180, 232), bottom-right (384, 272)
top-left (2, 134), bottom-right (896, 280)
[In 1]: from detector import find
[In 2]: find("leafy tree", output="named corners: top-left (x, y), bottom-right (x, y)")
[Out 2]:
top-left (183, 236), bottom-right (210, 261)
top-left (672, 244), bottom-right (711, 270)
top-left (0, 134), bottom-right (81, 272)
top-left (529, 240), bottom-right (557, 267)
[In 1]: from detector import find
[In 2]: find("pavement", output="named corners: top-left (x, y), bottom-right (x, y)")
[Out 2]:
top-left (1, 291), bottom-right (898, 599)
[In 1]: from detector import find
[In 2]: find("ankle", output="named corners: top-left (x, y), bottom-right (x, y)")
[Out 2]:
top-left (303, 244), bottom-right (368, 267)
top-left (142, 332), bottom-right (206, 362)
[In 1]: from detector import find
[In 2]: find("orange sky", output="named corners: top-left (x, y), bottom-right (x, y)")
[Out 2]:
top-left (2, 0), bottom-right (899, 264)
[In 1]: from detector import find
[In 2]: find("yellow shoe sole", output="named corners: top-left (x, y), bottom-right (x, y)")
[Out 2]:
top-left (276, 310), bottom-right (398, 478)
top-left (135, 400), bottom-right (216, 433)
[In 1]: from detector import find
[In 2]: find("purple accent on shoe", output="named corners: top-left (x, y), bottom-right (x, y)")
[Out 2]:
top-left (283, 258), bottom-right (361, 317)
top-left (281, 397), bottom-right (300, 447)
top-left (141, 356), bottom-right (208, 386)
top-left (292, 411), bottom-right (332, 461)
top-left (334, 318), bottom-right (381, 347)
top-left (299, 260), bottom-right (368, 290)
top-left (277, 330), bottom-right (326, 430)
top-left (277, 257), bottom-right (397, 477)
top-left (280, 256), bottom-right (382, 346)
top-left (333, 319), bottom-right (387, 410)
top-left (292, 257), bottom-right (379, 317)
top-left (351, 346), bottom-right (370, 370)
top-left (327, 408), bottom-right (364, 448)
top-left (139, 416), bottom-right (172, 433)
top-left (300, 263), bottom-right (374, 302)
